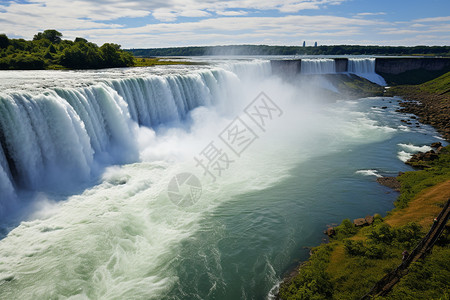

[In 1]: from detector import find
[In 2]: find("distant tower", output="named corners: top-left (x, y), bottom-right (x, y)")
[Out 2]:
top-left (303, 41), bottom-right (306, 47)
top-left (314, 41), bottom-right (318, 47)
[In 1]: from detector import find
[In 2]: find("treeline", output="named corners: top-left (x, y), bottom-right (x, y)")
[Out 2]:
top-left (0, 30), bottom-right (134, 70)
top-left (129, 45), bottom-right (450, 57)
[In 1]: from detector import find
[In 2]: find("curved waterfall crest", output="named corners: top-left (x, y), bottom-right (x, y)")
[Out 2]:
top-left (0, 62), bottom-right (272, 213)
top-left (0, 59), bottom-right (388, 214)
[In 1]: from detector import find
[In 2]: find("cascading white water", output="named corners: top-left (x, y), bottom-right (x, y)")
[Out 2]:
top-left (0, 63), bottom-right (271, 216)
top-left (300, 58), bottom-right (336, 74)
top-left (0, 144), bottom-right (15, 215)
top-left (348, 58), bottom-right (387, 86)
top-left (223, 60), bottom-right (273, 79)
top-left (0, 92), bottom-right (94, 190)
top-left (0, 59), bottom-right (444, 300)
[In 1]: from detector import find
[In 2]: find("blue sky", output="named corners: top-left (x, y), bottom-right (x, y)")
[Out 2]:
top-left (0, 0), bottom-right (449, 48)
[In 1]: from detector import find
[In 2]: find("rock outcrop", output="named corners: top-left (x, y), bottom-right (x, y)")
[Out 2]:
top-left (376, 177), bottom-right (401, 191)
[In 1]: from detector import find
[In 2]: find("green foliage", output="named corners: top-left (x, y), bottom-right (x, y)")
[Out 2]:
top-left (0, 34), bottom-right (9, 49)
top-left (0, 31), bottom-right (134, 70)
top-left (74, 37), bottom-right (88, 44)
top-left (279, 245), bottom-right (334, 300)
top-left (368, 223), bottom-right (395, 244)
top-left (33, 29), bottom-right (62, 43)
top-left (344, 240), bottom-right (366, 256)
top-left (387, 246), bottom-right (450, 299)
top-left (396, 146), bottom-right (450, 209)
top-left (333, 219), bottom-right (357, 240)
top-left (60, 42), bottom-right (102, 69)
top-left (48, 44), bottom-right (57, 54)
top-left (344, 222), bottom-right (423, 260)
top-left (100, 43), bottom-right (133, 68)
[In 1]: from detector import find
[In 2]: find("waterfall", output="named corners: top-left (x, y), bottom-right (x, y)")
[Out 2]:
top-left (0, 62), bottom-right (272, 214)
top-left (348, 58), bottom-right (387, 86)
top-left (300, 59), bottom-right (336, 74)
top-left (223, 60), bottom-right (272, 79)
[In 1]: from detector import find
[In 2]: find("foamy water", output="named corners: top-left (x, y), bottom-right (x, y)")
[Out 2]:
top-left (0, 58), bottom-right (446, 299)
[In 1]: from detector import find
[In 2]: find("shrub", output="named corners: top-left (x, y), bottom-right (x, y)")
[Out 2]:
top-left (334, 219), bottom-right (357, 239)
top-left (368, 223), bottom-right (395, 244)
top-left (279, 245), bottom-right (334, 300)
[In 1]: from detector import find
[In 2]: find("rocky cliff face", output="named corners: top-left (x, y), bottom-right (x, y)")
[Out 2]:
top-left (270, 60), bottom-right (301, 77)
top-left (375, 58), bottom-right (450, 75)
top-left (334, 58), bottom-right (348, 73)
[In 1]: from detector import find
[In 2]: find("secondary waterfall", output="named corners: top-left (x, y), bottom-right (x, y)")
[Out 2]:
top-left (348, 58), bottom-right (387, 86)
top-left (0, 63), bottom-right (268, 215)
top-left (300, 58), bottom-right (336, 74)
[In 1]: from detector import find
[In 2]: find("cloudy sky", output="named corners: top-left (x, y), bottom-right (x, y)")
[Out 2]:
top-left (0, 0), bottom-right (449, 48)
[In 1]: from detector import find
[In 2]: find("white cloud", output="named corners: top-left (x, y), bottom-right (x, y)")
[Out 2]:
top-left (413, 16), bottom-right (450, 23)
top-left (61, 14), bottom-right (383, 47)
top-left (356, 12), bottom-right (386, 16)
top-left (216, 10), bottom-right (249, 16)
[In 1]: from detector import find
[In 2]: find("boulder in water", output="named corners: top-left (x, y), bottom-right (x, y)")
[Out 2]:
top-left (431, 142), bottom-right (442, 148)
top-left (365, 215), bottom-right (374, 225)
top-left (376, 177), bottom-right (401, 191)
top-left (325, 227), bottom-right (335, 237)
top-left (353, 218), bottom-right (367, 227)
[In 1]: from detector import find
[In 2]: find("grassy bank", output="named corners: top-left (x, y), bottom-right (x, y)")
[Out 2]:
top-left (133, 57), bottom-right (208, 67)
top-left (279, 72), bottom-right (450, 299)
top-left (278, 147), bottom-right (450, 299)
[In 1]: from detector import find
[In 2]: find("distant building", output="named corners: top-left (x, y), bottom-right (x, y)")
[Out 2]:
top-left (303, 41), bottom-right (306, 47)
top-left (314, 42), bottom-right (318, 47)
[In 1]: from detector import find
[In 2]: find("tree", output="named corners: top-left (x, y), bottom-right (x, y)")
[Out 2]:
top-left (48, 44), bottom-right (57, 53)
top-left (34, 30), bottom-right (62, 43)
top-left (33, 32), bottom-right (43, 41)
top-left (0, 34), bottom-right (9, 49)
top-left (100, 43), bottom-right (123, 67)
top-left (43, 30), bottom-right (62, 43)
top-left (60, 43), bottom-right (101, 69)
top-left (74, 37), bottom-right (88, 44)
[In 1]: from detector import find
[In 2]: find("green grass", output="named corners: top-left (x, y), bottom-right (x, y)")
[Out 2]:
top-left (387, 243), bottom-right (450, 300)
top-left (419, 71), bottom-right (450, 95)
top-left (133, 57), bottom-right (208, 67)
top-left (380, 68), bottom-right (450, 86)
top-left (395, 147), bottom-right (450, 209)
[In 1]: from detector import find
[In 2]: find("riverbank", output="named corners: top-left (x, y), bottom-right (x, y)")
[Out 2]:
top-left (386, 71), bottom-right (450, 141)
top-left (133, 57), bottom-right (209, 67)
top-left (277, 74), bottom-right (450, 299)
top-left (278, 147), bottom-right (450, 299)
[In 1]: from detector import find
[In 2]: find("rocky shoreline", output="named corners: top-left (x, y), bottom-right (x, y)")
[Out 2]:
top-left (376, 142), bottom-right (444, 190)
top-left (386, 77), bottom-right (450, 142)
